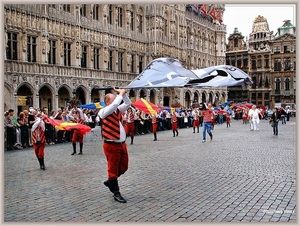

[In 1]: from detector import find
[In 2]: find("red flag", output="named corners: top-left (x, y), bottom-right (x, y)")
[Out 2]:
top-left (199, 4), bottom-right (208, 15)
top-left (216, 9), bottom-right (223, 24)
top-left (209, 5), bottom-right (217, 20)
top-left (47, 117), bottom-right (91, 135)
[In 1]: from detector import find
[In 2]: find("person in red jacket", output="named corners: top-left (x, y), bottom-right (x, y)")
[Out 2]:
top-left (98, 87), bottom-right (131, 203)
top-left (201, 103), bottom-right (214, 143)
top-left (31, 113), bottom-right (46, 170)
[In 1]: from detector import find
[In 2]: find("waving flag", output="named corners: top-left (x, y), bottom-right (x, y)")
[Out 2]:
top-left (190, 65), bottom-right (253, 87)
top-left (46, 118), bottom-right (91, 135)
top-left (79, 101), bottom-right (105, 109)
top-left (126, 58), bottom-right (197, 88)
top-left (199, 4), bottom-right (208, 15)
top-left (126, 58), bottom-right (253, 89)
top-left (132, 98), bottom-right (160, 115)
top-left (208, 5), bottom-right (217, 20)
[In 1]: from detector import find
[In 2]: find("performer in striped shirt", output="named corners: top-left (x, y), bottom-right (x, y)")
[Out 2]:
top-left (125, 107), bottom-right (135, 145)
top-left (31, 112), bottom-right (46, 170)
top-left (98, 87), bottom-right (131, 203)
top-left (151, 112), bottom-right (159, 141)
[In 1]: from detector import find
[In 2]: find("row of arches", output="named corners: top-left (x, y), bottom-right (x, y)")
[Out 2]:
top-left (5, 82), bottom-right (227, 114)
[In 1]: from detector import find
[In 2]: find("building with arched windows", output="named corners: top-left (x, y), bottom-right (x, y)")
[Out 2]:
top-left (4, 4), bottom-right (229, 113)
top-left (226, 16), bottom-right (296, 109)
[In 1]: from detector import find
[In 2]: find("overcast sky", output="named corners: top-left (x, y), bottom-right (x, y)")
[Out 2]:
top-left (223, 4), bottom-right (296, 40)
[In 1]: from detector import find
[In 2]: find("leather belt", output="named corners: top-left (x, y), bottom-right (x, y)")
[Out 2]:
top-left (104, 140), bottom-right (125, 145)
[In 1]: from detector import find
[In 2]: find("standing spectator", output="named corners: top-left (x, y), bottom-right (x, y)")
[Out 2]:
top-left (98, 87), bottom-right (131, 203)
top-left (4, 111), bottom-right (22, 150)
top-left (10, 109), bottom-right (22, 147)
top-left (18, 111), bottom-right (29, 148)
top-left (280, 108), bottom-right (286, 124)
top-left (286, 107), bottom-right (291, 121)
top-left (171, 111), bottom-right (179, 137)
top-left (271, 108), bottom-right (281, 136)
top-left (226, 113), bottom-right (231, 128)
top-left (31, 113), bottom-right (46, 170)
top-left (201, 103), bottom-right (214, 143)
top-left (192, 108), bottom-right (200, 133)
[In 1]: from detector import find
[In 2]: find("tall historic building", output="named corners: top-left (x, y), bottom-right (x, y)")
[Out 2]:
top-left (226, 16), bottom-right (296, 109)
top-left (4, 4), bottom-right (227, 113)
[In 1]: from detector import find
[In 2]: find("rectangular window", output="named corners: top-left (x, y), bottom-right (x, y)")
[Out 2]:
top-left (130, 12), bottom-right (134, 31)
top-left (49, 4), bottom-right (55, 8)
top-left (138, 14), bottom-right (143, 33)
top-left (139, 55), bottom-right (143, 73)
top-left (48, 40), bottom-right (56, 65)
top-left (108, 5), bottom-right (113, 25)
top-left (63, 4), bottom-right (70, 12)
top-left (264, 58), bottom-right (269, 68)
top-left (80, 4), bottom-right (87, 17)
top-left (118, 52), bottom-right (123, 72)
top-left (6, 32), bottom-right (18, 60)
top-left (93, 47), bottom-right (100, 69)
top-left (93, 4), bottom-right (99, 20)
top-left (131, 54), bottom-right (135, 73)
top-left (274, 45), bottom-right (280, 53)
top-left (251, 60), bottom-right (256, 69)
top-left (117, 7), bottom-right (123, 27)
top-left (284, 45), bottom-right (290, 53)
top-left (283, 57), bottom-right (291, 71)
top-left (81, 46), bottom-right (87, 68)
top-left (108, 50), bottom-right (113, 71)
top-left (27, 36), bottom-right (36, 62)
top-left (257, 59), bottom-right (262, 68)
top-left (64, 42), bottom-right (71, 66)
top-left (274, 58), bottom-right (281, 71)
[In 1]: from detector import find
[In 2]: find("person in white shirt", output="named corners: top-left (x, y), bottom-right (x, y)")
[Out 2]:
top-left (248, 105), bottom-right (261, 131)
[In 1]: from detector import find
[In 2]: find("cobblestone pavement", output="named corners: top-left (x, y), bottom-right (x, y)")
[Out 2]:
top-left (4, 117), bottom-right (296, 222)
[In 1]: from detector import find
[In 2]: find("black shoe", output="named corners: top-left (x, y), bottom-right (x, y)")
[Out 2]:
top-left (71, 152), bottom-right (76, 155)
top-left (113, 192), bottom-right (127, 203)
top-left (78, 152), bottom-right (82, 155)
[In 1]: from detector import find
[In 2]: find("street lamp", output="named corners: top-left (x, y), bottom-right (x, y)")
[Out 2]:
top-left (72, 89), bottom-right (77, 97)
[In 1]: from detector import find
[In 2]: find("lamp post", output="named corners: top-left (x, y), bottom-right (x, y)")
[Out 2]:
top-left (72, 89), bottom-right (77, 98)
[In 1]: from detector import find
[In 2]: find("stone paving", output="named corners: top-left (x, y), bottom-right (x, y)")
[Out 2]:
top-left (4, 117), bottom-right (297, 222)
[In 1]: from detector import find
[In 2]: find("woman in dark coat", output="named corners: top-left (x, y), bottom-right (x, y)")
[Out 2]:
top-left (271, 108), bottom-right (281, 136)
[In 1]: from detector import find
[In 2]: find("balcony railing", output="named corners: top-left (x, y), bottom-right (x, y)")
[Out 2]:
top-left (4, 60), bottom-right (138, 84)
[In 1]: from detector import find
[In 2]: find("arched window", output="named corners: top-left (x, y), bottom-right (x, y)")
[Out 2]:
top-left (234, 38), bottom-right (238, 47)
top-left (285, 78), bottom-right (290, 90)
top-left (275, 78), bottom-right (280, 90)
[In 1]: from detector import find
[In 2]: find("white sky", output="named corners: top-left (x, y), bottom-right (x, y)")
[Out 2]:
top-left (223, 4), bottom-right (296, 40)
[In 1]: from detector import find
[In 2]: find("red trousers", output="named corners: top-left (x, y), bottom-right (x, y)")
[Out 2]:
top-left (72, 130), bottom-right (83, 143)
top-left (103, 142), bottom-right (128, 180)
top-left (193, 120), bottom-right (199, 128)
top-left (152, 123), bottom-right (158, 133)
top-left (172, 122), bottom-right (178, 130)
top-left (126, 123), bottom-right (135, 136)
top-left (33, 142), bottom-right (45, 158)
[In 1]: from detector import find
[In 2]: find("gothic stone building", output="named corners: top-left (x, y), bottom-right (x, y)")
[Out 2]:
top-left (4, 4), bottom-right (228, 113)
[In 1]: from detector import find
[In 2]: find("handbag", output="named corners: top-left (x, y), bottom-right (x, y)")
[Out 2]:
top-left (270, 120), bottom-right (275, 127)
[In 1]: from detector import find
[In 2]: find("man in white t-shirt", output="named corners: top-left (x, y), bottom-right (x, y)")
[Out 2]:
top-left (248, 105), bottom-right (261, 131)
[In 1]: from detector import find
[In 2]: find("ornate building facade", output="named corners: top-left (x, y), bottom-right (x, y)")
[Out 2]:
top-left (4, 4), bottom-right (227, 113)
top-left (226, 16), bottom-right (296, 109)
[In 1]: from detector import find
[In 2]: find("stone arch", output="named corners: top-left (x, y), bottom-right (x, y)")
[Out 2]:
top-left (38, 83), bottom-right (55, 110)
